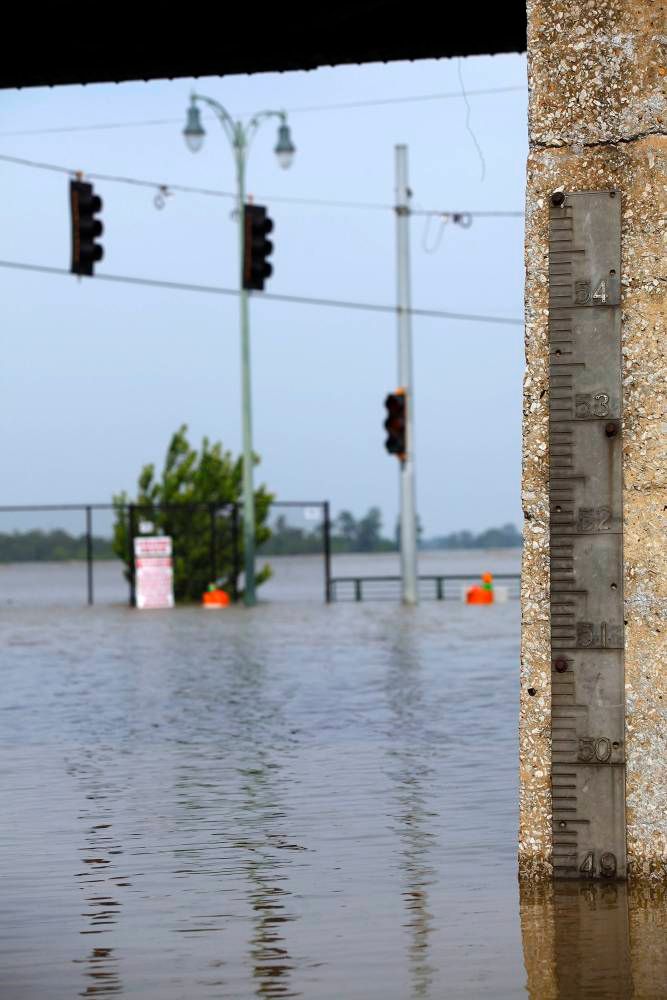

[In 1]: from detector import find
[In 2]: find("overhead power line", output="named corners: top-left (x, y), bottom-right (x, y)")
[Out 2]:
top-left (0, 85), bottom-right (527, 137)
top-left (0, 259), bottom-right (523, 327)
top-left (258, 84), bottom-right (527, 115)
top-left (0, 151), bottom-right (524, 218)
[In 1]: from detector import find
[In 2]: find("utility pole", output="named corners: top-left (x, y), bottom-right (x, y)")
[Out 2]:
top-left (395, 144), bottom-right (418, 605)
top-left (234, 143), bottom-right (257, 607)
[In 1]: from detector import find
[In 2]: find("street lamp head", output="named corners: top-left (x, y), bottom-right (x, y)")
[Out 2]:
top-left (274, 122), bottom-right (295, 169)
top-left (183, 102), bottom-right (205, 153)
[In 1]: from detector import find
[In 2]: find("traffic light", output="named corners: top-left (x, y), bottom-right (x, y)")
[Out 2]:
top-left (384, 389), bottom-right (406, 458)
top-left (242, 204), bottom-right (274, 291)
top-left (70, 180), bottom-right (104, 276)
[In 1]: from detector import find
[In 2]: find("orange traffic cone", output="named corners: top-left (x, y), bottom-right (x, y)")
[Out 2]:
top-left (202, 584), bottom-right (230, 608)
top-left (466, 573), bottom-right (494, 605)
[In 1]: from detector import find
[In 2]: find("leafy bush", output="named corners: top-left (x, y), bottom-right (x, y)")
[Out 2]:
top-left (112, 425), bottom-right (273, 602)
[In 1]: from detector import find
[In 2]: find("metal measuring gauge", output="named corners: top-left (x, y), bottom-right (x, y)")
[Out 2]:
top-left (548, 190), bottom-right (625, 880)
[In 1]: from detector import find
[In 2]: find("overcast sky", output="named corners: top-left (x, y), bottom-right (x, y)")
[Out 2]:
top-left (0, 53), bottom-right (527, 537)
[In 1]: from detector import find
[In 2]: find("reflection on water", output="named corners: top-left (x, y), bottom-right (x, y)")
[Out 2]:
top-left (384, 626), bottom-right (437, 999)
top-left (75, 946), bottom-right (122, 998)
top-left (223, 644), bottom-right (299, 997)
top-left (68, 752), bottom-right (126, 996)
top-left (236, 756), bottom-right (299, 998)
top-left (520, 880), bottom-right (667, 1000)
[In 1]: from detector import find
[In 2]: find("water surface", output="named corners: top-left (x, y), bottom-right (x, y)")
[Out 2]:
top-left (1, 581), bottom-right (664, 998)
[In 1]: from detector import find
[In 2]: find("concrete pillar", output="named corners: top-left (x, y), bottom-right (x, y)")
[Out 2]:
top-left (519, 0), bottom-right (666, 880)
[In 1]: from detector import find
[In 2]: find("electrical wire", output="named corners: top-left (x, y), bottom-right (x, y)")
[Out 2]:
top-left (0, 85), bottom-right (527, 137)
top-left (0, 152), bottom-right (524, 218)
top-left (0, 152), bottom-right (236, 197)
top-left (421, 214), bottom-right (450, 254)
top-left (0, 258), bottom-right (523, 327)
top-left (457, 59), bottom-right (486, 183)
top-left (413, 209), bottom-right (522, 218)
top-left (263, 85), bottom-right (527, 114)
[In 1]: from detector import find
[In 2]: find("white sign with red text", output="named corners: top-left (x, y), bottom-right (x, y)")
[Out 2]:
top-left (134, 536), bottom-right (174, 609)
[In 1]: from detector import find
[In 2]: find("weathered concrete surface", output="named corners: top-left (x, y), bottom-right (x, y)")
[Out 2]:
top-left (520, 0), bottom-right (666, 881)
top-left (527, 0), bottom-right (666, 146)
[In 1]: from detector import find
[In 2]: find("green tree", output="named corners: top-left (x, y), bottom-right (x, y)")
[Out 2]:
top-left (356, 506), bottom-right (384, 552)
top-left (331, 508), bottom-right (394, 553)
top-left (336, 510), bottom-right (357, 547)
top-left (112, 425), bottom-right (273, 602)
top-left (259, 514), bottom-right (323, 555)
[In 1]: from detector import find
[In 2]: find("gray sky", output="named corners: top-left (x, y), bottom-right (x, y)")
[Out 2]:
top-left (0, 54), bottom-right (527, 537)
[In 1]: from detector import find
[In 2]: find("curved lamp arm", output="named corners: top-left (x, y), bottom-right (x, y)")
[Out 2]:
top-left (245, 109), bottom-right (287, 151)
top-left (186, 95), bottom-right (294, 174)
top-left (190, 93), bottom-right (237, 148)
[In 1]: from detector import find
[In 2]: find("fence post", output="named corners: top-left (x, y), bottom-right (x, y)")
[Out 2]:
top-left (128, 504), bottom-right (136, 607)
top-left (232, 503), bottom-right (240, 603)
top-left (355, 578), bottom-right (362, 602)
top-left (209, 503), bottom-right (217, 585)
top-left (436, 576), bottom-right (443, 601)
top-left (323, 501), bottom-right (332, 604)
top-left (85, 505), bottom-right (94, 606)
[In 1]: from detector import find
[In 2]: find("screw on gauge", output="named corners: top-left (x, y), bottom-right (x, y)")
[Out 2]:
top-left (554, 657), bottom-right (568, 673)
top-left (605, 421), bottom-right (619, 438)
top-left (551, 192), bottom-right (565, 207)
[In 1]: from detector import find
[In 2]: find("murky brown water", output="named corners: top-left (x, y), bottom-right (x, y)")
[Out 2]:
top-left (1, 586), bottom-right (665, 998)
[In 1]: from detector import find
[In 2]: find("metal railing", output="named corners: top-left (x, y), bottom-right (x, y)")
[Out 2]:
top-left (330, 573), bottom-right (521, 602)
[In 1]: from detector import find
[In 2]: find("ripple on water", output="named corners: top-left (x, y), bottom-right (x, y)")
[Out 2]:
top-left (1, 597), bottom-right (665, 998)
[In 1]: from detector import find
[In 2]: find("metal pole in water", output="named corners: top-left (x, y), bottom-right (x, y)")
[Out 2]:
top-left (395, 145), bottom-right (418, 605)
top-left (236, 144), bottom-right (257, 607)
top-left (209, 503), bottom-right (217, 584)
top-left (128, 504), bottom-right (136, 607)
top-left (85, 505), bottom-right (93, 606)
top-left (323, 501), bottom-right (332, 604)
top-left (231, 502), bottom-right (241, 603)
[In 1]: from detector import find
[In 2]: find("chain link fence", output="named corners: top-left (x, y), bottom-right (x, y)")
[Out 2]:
top-left (0, 501), bottom-right (331, 608)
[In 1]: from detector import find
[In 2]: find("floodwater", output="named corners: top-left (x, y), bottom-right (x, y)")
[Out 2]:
top-left (1, 559), bottom-right (665, 998)
top-left (0, 548), bottom-right (523, 607)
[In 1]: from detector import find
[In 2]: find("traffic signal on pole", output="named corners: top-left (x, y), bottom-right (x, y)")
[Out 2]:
top-left (384, 389), bottom-right (406, 458)
top-left (70, 180), bottom-right (104, 276)
top-left (242, 203), bottom-right (274, 291)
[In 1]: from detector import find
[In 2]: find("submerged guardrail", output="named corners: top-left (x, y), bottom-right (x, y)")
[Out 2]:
top-left (330, 573), bottom-right (521, 602)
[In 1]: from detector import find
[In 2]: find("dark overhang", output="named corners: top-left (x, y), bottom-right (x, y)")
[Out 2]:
top-left (3, 4), bottom-right (526, 90)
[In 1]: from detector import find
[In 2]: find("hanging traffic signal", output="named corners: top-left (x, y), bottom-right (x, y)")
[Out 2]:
top-left (70, 180), bottom-right (104, 276)
top-left (242, 204), bottom-right (274, 291)
top-left (384, 389), bottom-right (406, 458)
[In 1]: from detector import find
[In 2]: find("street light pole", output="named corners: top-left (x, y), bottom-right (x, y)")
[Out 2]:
top-left (184, 96), bottom-right (295, 606)
top-left (395, 144), bottom-right (418, 605)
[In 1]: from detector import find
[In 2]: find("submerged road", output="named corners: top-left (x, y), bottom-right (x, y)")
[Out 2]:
top-left (1, 599), bottom-right (664, 998)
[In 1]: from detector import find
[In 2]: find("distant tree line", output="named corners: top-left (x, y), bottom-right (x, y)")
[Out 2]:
top-left (421, 522), bottom-right (522, 549)
top-left (261, 507), bottom-right (395, 555)
top-left (263, 511), bottom-right (522, 554)
top-left (0, 514), bottom-right (522, 563)
top-left (0, 529), bottom-right (114, 563)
